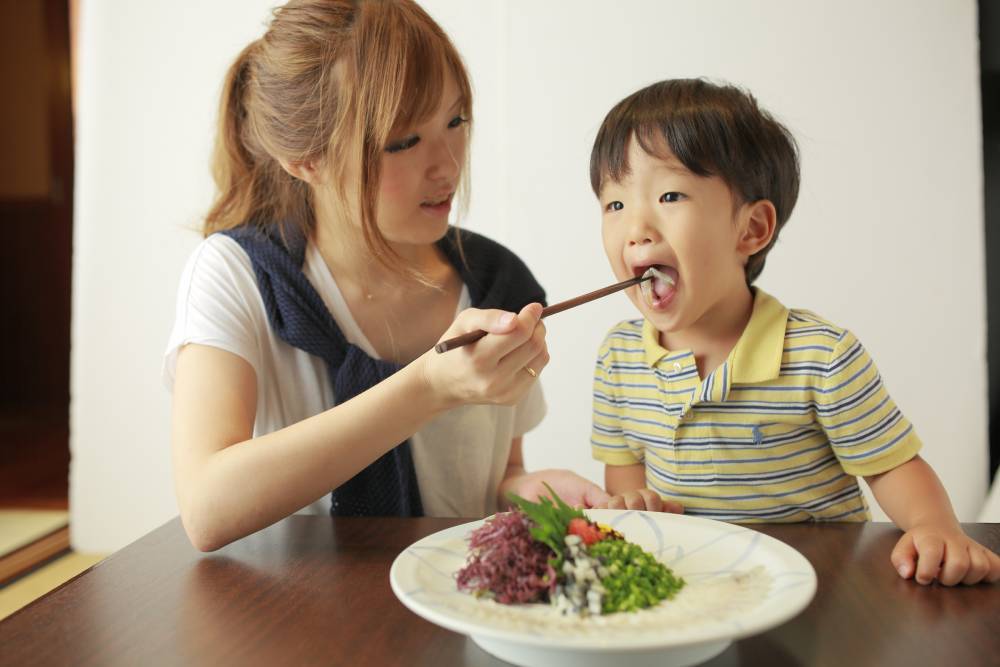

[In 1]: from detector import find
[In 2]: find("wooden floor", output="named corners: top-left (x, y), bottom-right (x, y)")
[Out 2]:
top-left (0, 403), bottom-right (79, 618)
top-left (0, 551), bottom-right (105, 621)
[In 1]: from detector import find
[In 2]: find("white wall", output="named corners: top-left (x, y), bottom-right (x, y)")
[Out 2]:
top-left (72, 0), bottom-right (986, 552)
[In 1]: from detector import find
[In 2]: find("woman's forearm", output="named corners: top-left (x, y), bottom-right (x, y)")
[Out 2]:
top-left (175, 358), bottom-right (448, 551)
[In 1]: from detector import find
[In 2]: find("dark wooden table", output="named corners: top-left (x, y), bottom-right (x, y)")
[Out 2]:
top-left (1, 517), bottom-right (997, 666)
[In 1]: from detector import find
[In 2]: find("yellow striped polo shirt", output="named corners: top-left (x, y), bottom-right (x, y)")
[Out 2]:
top-left (591, 289), bottom-right (922, 522)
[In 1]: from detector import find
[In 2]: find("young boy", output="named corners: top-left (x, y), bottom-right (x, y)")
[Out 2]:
top-left (588, 78), bottom-right (1000, 586)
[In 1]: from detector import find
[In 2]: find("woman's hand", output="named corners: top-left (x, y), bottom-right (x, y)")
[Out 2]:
top-left (891, 524), bottom-right (1000, 585)
top-left (417, 302), bottom-right (549, 410)
top-left (501, 468), bottom-right (610, 509)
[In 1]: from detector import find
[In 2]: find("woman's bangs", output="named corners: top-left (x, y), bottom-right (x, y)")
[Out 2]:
top-left (392, 31), bottom-right (471, 132)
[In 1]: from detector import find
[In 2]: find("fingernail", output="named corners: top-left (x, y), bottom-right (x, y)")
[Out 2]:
top-left (897, 565), bottom-right (909, 577)
top-left (498, 312), bottom-right (514, 327)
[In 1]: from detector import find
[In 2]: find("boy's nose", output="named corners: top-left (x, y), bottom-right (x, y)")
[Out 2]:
top-left (626, 213), bottom-right (658, 246)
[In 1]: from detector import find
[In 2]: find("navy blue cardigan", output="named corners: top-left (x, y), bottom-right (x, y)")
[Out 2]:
top-left (223, 224), bottom-right (546, 517)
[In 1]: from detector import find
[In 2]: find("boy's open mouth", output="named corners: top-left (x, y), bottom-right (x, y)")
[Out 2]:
top-left (635, 265), bottom-right (678, 308)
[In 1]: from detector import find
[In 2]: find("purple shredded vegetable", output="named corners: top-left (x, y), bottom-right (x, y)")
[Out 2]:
top-left (455, 510), bottom-right (556, 604)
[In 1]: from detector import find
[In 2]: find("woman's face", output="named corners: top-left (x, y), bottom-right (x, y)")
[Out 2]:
top-left (375, 74), bottom-right (469, 247)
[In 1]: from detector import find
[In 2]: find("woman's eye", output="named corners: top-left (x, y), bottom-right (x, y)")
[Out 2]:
top-left (659, 192), bottom-right (684, 203)
top-left (447, 115), bottom-right (468, 129)
top-left (385, 135), bottom-right (420, 154)
top-left (605, 200), bottom-right (624, 212)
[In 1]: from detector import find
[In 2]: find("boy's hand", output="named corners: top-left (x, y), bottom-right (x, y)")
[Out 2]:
top-left (891, 524), bottom-right (1000, 585)
top-left (594, 489), bottom-right (684, 513)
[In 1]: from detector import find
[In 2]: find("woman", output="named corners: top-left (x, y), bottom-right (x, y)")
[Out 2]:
top-left (164, 0), bottom-right (607, 551)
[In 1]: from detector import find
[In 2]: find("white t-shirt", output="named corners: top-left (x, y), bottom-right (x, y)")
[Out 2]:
top-left (163, 234), bottom-right (546, 518)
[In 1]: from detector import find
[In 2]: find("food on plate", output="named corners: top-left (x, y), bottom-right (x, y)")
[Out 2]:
top-left (456, 485), bottom-right (684, 616)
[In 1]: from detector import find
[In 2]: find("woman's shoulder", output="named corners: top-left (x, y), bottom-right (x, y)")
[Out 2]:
top-left (175, 233), bottom-right (261, 308)
top-left (185, 232), bottom-right (253, 271)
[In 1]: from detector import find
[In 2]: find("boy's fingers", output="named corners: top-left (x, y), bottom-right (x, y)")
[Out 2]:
top-left (583, 484), bottom-right (610, 509)
top-left (890, 533), bottom-right (917, 580)
top-left (639, 490), bottom-right (662, 512)
top-left (663, 500), bottom-right (685, 514)
top-left (913, 535), bottom-right (944, 585)
top-left (938, 542), bottom-right (970, 586)
top-left (984, 548), bottom-right (1000, 584)
top-left (963, 546), bottom-right (992, 585)
top-left (607, 495), bottom-right (626, 510)
top-left (623, 493), bottom-right (646, 510)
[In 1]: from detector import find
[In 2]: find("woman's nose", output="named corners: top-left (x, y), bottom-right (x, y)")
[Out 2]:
top-left (427, 135), bottom-right (460, 181)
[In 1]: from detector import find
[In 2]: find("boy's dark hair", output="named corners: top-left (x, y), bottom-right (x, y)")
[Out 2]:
top-left (590, 78), bottom-right (800, 285)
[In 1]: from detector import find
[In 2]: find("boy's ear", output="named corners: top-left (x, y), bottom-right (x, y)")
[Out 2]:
top-left (279, 158), bottom-right (325, 186)
top-left (737, 199), bottom-right (777, 257)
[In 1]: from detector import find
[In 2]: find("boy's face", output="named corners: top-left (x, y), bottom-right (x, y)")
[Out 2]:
top-left (599, 137), bottom-right (753, 339)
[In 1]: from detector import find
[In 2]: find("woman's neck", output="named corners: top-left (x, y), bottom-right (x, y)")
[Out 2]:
top-left (311, 210), bottom-right (462, 364)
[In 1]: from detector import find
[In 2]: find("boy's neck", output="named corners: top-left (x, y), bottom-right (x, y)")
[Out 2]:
top-left (658, 285), bottom-right (755, 380)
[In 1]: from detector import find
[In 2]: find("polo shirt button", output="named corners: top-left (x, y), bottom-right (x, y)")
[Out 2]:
top-left (673, 362), bottom-right (682, 373)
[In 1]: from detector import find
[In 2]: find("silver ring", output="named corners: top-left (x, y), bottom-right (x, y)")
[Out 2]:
top-left (524, 366), bottom-right (538, 378)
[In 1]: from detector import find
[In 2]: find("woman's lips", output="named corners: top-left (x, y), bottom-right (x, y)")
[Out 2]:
top-left (638, 265), bottom-right (678, 309)
top-left (420, 193), bottom-right (453, 217)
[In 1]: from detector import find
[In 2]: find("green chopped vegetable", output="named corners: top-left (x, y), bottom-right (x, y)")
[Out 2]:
top-left (588, 539), bottom-right (685, 613)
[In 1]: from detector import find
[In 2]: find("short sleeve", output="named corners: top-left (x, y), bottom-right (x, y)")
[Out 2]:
top-left (591, 329), bottom-right (643, 466)
top-left (162, 235), bottom-right (265, 391)
top-left (816, 330), bottom-right (922, 476)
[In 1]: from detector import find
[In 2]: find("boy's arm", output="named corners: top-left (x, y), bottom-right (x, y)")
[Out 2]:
top-left (865, 455), bottom-right (1000, 585)
top-left (606, 462), bottom-right (647, 494)
top-left (600, 463), bottom-right (683, 513)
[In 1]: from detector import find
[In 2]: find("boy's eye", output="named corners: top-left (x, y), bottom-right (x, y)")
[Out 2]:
top-left (385, 135), bottom-right (420, 154)
top-left (447, 115), bottom-right (468, 129)
top-left (659, 192), bottom-right (684, 203)
top-left (605, 200), bottom-right (624, 212)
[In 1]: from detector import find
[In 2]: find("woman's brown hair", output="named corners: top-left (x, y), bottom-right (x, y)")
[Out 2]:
top-left (590, 78), bottom-right (800, 285)
top-left (205, 0), bottom-right (472, 270)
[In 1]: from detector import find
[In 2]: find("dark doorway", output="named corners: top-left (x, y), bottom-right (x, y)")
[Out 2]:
top-left (0, 0), bottom-right (74, 511)
top-left (983, 2), bottom-right (1000, 483)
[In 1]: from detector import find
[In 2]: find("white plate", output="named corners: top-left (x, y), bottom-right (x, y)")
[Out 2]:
top-left (390, 510), bottom-right (816, 667)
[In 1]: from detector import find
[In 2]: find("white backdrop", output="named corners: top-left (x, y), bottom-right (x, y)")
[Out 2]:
top-left (72, 0), bottom-right (987, 552)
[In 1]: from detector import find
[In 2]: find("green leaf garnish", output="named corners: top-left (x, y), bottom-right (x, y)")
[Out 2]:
top-left (506, 482), bottom-right (585, 569)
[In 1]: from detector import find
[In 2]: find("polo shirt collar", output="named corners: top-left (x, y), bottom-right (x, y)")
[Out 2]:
top-left (730, 288), bottom-right (788, 384)
top-left (639, 288), bottom-right (789, 384)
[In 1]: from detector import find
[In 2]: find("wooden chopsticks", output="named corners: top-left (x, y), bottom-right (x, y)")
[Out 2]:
top-left (434, 274), bottom-right (652, 353)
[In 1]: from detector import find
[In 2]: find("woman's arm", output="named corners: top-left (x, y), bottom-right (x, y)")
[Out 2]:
top-left (865, 455), bottom-right (1000, 585)
top-left (173, 304), bottom-right (546, 551)
top-left (173, 343), bottom-right (454, 551)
